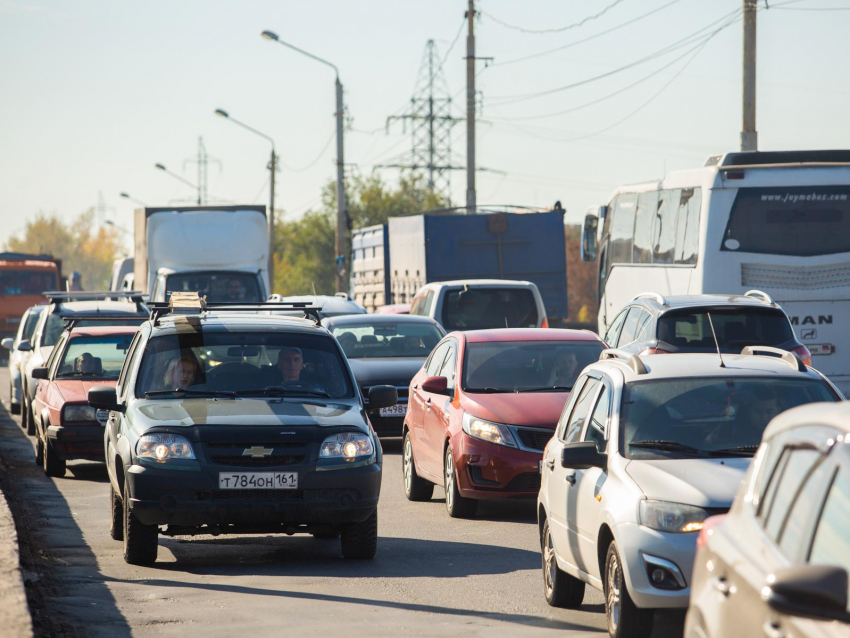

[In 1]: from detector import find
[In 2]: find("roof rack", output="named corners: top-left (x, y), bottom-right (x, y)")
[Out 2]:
top-left (599, 349), bottom-right (622, 360)
top-left (148, 299), bottom-right (323, 325)
top-left (60, 313), bottom-right (146, 331)
top-left (631, 292), bottom-right (668, 306)
top-left (44, 290), bottom-right (146, 304)
top-left (744, 290), bottom-right (775, 306)
top-left (740, 345), bottom-right (806, 372)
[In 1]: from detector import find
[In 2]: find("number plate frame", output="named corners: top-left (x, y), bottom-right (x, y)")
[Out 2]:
top-left (379, 404), bottom-right (407, 417)
top-left (218, 472), bottom-right (298, 490)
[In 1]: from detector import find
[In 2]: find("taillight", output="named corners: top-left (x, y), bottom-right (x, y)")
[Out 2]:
top-left (696, 514), bottom-right (726, 550)
top-left (639, 347), bottom-right (669, 356)
top-left (541, 317), bottom-right (549, 329)
top-left (791, 345), bottom-right (812, 367)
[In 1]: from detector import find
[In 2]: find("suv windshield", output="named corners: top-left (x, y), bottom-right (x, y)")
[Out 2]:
top-left (441, 287), bottom-right (538, 331)
top-left (57, 334), bottom-right (135, 379)
top-left (657, 307), bottom-right (795, 352)
top-left (620, 377), bottom-right (836, 460)
top-left (331, 322), bottom-right (442, 358)
top-left (165, 272), bottom-right (261, 303)
top-left (135, 331), bottom-right (353, 399)
top-left (463, 341), bottom-right (604, 393)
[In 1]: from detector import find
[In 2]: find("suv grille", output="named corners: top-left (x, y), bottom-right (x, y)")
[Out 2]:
top-left (513, 427), bottom-right (553, 452)
top-left (204, 442), bottom-right (309, 468)
top-left (211, 455), bottom-right (306, 467)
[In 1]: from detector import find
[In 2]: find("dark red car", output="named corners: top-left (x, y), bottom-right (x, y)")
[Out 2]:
top-left (402, 329), bottom-right (606, 517)
top-left (31, 325), bottom-right (138, 477)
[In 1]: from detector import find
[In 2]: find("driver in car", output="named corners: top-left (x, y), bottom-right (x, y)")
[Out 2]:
top-left (75, 353), bottom-right (97, 375)
top-left (277, 347), bottom-right (305, 384)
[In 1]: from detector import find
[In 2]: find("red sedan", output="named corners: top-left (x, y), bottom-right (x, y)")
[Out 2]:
top-left (403, 329), bottom-right (606, 517)
top-left (31, 325), bottom-right (138, 477)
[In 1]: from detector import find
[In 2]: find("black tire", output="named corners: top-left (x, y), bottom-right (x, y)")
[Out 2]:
top-left (109, 483), bottom-right (123, 541)
top-left (542, 517), bottom-right (585, 608)
top-left (21, 396), bottom-right (31, 433)
top-left (35, 438), bottom-right (44, 467)
top-left (122, 481), bottom-right (158, 565)
top-left (42, 438), bottom-right (66, 478)
top-left (604, 541), bottom-right (653, 638)
top-left (10, 385), bottom-right (20, 415)
top-left (402, 431), bottom-right (434, 501)
top-left (444, 443), bottom-right (477, 518)
top-left (340, 509), bottom-right (377, 559)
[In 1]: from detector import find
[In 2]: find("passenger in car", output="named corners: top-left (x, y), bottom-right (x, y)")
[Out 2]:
top-left (163, 354), bottom-right (199, 390)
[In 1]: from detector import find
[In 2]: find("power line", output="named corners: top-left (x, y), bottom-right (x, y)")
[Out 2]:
top-left (439, 18), bottom-right (466, 70)
top-left (483, 0), bottom-right (629, 34)
top-left (278, 130), bottom-right (335, 172)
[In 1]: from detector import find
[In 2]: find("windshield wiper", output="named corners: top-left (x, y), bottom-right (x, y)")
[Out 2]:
top-left (57, 372), bottom-right (105, 378)
top-left (145, 389), bottom-right (237, 399)
top-left (710, 444), bottom-right (759, 457)
top-left (236, 386), bottom-right (331, 398)
top-left (517, 386), bottom-right (572, 393)
top-left (628, 440), bottom-right (707, 455)
top-left (466, 387), bottom-right (511, 394)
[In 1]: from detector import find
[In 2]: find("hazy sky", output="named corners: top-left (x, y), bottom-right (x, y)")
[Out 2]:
top-left (1, 0), bottom-right (848, 252)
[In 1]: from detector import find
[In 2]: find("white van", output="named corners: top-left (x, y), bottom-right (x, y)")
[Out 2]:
top-left (408, 279), bottom-right (548, 331)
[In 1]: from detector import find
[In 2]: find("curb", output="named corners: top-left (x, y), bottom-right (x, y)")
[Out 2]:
top-left (0, 482), bottom-right (34, 638)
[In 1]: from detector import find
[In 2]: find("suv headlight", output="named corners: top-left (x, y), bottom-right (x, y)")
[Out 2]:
top-left (320, 432), bottom-right (374, 460)
top-left (62, 404), bottom-right (96, 424)
top-left (137, 434), bottom-right (196, 461)
top-left (462, 413), bottom-right (517, 448)
top-left (639, 500), bottom-right (709, 533)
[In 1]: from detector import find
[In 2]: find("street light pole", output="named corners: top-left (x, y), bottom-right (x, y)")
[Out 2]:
top-left (214, 108), bottom-right (277, 293)
top-left (119, 192), bottom-right (148, 207)
top-left (154, 163), bottom-right (201, 204)
top-left (261, 30), bottom-right (348, 294)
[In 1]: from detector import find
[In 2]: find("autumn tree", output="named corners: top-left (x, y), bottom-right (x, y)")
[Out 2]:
top-left (5, 209), bottom-right (124, 290)
top-left (564, 225), bottom-right (599, 327)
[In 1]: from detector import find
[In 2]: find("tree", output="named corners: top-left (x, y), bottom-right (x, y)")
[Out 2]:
top-left (564, 225), bottom-right (598, 327)
top-left (5, 209), bottom-right (124, 290)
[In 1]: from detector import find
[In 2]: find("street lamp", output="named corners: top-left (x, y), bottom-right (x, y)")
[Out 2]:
top-left (214, 108), bottom-right (277, 292)
top-left (119, 192), bottom-right (148, 207)
top-left (261, 29), bottom-right (348, 293)
top-left (154, 163), bottom-right (201, 204)
top-left (105, 220), bottom-right (131, 235)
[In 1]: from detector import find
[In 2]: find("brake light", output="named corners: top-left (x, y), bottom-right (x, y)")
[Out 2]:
top-left (639, 348), bottom-right (669, 356)
top-left (696, 514), bottom-right (726, 550)
top-left (541, 317), bottom-right (549, 329)
top-left (791, 345), bottom-right (812, 367)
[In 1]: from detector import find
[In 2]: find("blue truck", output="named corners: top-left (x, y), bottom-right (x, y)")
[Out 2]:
top-left (350, 209), bottom-right (568, 323)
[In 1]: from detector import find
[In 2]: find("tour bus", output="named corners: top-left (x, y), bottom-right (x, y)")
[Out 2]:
top-left (581, 149), bottom-right (850, 394)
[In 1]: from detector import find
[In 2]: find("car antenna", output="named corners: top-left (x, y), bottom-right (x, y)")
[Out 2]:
top-left (311, 281), bottom-right (317, 297)
top-left (504, 317), bottom-right (509, 329)
top-left (706, 312), bottom-right (726, 368)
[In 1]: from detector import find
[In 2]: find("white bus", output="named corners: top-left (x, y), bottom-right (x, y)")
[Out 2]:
top-left (581, 149), bottom-right (850, 394)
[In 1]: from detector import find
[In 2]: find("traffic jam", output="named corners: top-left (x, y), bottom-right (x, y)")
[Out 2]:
top-left (3, 153), bottom-right (850, 637)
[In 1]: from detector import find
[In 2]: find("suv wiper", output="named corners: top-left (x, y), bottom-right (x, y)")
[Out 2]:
top-left (517, 386), bottom-right (572, 393)
top-left (628, 440), bottom-right (706, 455)
top-left (236, 386), bottom-right (331, 398)
top-left (710, 444), bottom-right (759, 457)
top-left (145, 389), bottom-right (237, 399)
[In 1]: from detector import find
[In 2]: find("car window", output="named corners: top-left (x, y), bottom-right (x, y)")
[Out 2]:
top-left (563, 378), bottom-right (600, 444)
top-left (777, 452), bottom-right (832, 557)
top-left (440, 287), bottom-right (538, 331)
top-left (410, 290), bottom-right (433, 317)
top-left (583, 384), bottom-right (610, 452)
top-left (557, 376), bottom-right (586, 439)
top-left (634, 310), bottom-right (653, 342)
top-left (605, 310), bottom-right (628, 345)
top-left (438, 341), bottom-right (457, 390)
top-left (19, 309), bottom-right (43, 345)
top-left (331, 321), bottom-right (443, 359)
top-left (57, 334), bottom-right (135, 380)
top-left (656, 307), bottom-right (795, 352)
top-left (45, 334), bottom-right (67, 376)
top-left (807, 468), bottom-right (850, 610)
top-left (135, 331), bottom-right (354, 399)
top-left (761, 448), bottom-right (821, 541)
top-left (117, 332), bottom-right (143, 397)
top-left (617, 308), bottom-right (643, 346)
top-left (425, 342), bottom-right (450, 377)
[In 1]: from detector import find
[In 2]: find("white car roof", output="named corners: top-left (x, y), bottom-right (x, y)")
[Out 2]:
top-left (423, 279), bottom-right (536, 289)
top-left (763, 401), bottom-right (850, 439)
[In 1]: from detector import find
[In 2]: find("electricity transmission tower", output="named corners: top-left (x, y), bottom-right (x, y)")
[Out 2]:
top-left (377, 40), bottom-right (464, 201)
top-left (183, 137), bottom-right (222, 205)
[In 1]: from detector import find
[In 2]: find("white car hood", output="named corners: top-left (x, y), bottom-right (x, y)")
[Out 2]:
top-left (626, 457), bottom-right (751, 509)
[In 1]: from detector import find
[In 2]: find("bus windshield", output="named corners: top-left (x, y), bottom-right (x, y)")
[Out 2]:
top-left (722, 186), bottom-right (850, 256)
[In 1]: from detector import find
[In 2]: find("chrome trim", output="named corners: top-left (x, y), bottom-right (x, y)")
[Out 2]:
top-left (508, 425), bottom-right (554, 453)
top-left (642, 553), bottom-right (687, 589)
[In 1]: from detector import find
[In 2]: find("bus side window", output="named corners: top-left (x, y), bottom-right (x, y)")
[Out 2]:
top-left (653, 189), bottom-right (681, 264)
top-left (609, 193), bottom-right (638, 265)
top-left (633, 191), bottom-right (659, 264)
top-left (675, 188), bottom-right (701, 265)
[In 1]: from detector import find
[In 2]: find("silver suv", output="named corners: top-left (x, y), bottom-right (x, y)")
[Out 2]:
top-left (537, 348), bottom-right (842, 638)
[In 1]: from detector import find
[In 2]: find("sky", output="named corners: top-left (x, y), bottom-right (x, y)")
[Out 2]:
top-left (1, 0), bottom-right (849, 253)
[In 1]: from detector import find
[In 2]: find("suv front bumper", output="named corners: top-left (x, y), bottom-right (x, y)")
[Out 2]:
top-left (126, 461), bottom-right (382, 529)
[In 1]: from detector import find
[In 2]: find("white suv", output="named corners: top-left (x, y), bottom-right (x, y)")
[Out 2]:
top-left (408, 279), bottom-right (548, 331)
top-left (537, 348), bottom-right (843, 638)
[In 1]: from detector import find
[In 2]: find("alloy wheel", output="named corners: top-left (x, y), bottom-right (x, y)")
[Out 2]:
top-left (544, 526), bottom-right (556, 596)
top-left (403, 439), bottom-right (413, 493)
top-left (606, 551), bottom-right (622, 634)
top-left (445, 450), bottom-right (455, 510)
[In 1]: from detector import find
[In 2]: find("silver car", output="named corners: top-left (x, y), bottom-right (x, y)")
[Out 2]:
top-left (2, 305), bottom-right (44, 414)
top-left (685, 402), bottom-right (850, 638)
top-left (538, 348), bottom-right (842, 638)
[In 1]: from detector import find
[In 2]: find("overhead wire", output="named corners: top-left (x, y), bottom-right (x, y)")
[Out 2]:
top-left (483, 0), bottom-right (629, 34)
top-left (278, 130), bottom-right (336, 173)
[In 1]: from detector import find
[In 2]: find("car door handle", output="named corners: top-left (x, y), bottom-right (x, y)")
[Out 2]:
top-left (565, 473), bottom-right (576, 485)
top-left (762, 621), bottom-right (785, 638)
top-left (714, 577), bottom-right (731, 597)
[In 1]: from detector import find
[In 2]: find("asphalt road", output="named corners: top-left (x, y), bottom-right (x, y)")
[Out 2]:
top-left (0, 369), bottom-right (684, 638)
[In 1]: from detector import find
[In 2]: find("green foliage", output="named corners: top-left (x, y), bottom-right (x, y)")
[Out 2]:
top-left (273, 173), bottom-right (447, 295)
top-left (5, 209), bottom-right (123, 290)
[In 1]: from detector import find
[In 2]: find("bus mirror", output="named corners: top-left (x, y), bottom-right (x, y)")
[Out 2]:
top-left (581, 214), bottom-right (599, 262)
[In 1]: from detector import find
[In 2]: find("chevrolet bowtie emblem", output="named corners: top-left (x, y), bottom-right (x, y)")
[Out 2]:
top-left (242, 446), bottom-right (273, 458)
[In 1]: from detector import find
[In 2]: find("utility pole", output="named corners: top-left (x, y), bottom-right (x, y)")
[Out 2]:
top-left (466, 0), bottom-right (476, 214)
top-left (741, 0), bottom-right (758, 151)
top-left (268, 148), bottom-right (277, 293)
top-left (184, 137), bottom-right (222, 205)
top-left (335, 78), bottom-right (348, 294)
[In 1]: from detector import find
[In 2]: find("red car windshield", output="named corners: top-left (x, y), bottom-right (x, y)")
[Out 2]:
top-left (463, 340), bottom-right (604, 393)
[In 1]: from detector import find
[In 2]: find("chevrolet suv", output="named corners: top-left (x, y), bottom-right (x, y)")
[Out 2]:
top-left (88, 298), bottom-right (396, 565)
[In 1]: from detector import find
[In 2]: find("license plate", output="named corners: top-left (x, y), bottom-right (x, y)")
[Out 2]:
top-left (808, 344), bottom-right (834, 356)
top-left (379, 404), bottom-right (407, 417)
top-left (218, 472), bottom-right (298, 489)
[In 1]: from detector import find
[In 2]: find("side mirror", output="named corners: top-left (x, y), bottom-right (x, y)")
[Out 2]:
top-left (31, 367), bottom-right (49, 380)
top-left (581, 212), bottom-right (599, 262)
top-left (421, 375), bottom-right (451, 396)
top-left (365, 385), bottom-right (398, 411)
top-left (763, 565), bottom-right (850, 623)
top-left (1, 338), bottom-right (14, 350)
top-left (562, 441), bottom-right (607, 469)
top-left (16, 340), bottom-right (32, 353)
top-left (88, 386), bottom-right (124, 413)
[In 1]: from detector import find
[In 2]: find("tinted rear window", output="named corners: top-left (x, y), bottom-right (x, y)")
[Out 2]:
top-left (722, 187), bottom-right (850, 256)
top-left (441, 288), bottom-right (538, 331)
top-left (657, 307), bottom-right (794, 352)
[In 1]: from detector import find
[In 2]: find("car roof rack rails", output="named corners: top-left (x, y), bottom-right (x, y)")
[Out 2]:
top-left (744, 290), bottom-right (776, 306)
top-left (627, 354), bottom-right (649, 375)
top-left (740, 345), bottom-right (806, 372)
top-left (599, 349), bottom-right (623, 360)
top-left (60, 313), bottom-right (147, 331)
top-left (44, 290), bottom-right (147, 304)
top-left (334, 292), bottom-right (349, 299)
top-left (149, 294), bottom-right (323, 325)
top-left (631, 292), bottom-right (668, 307)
